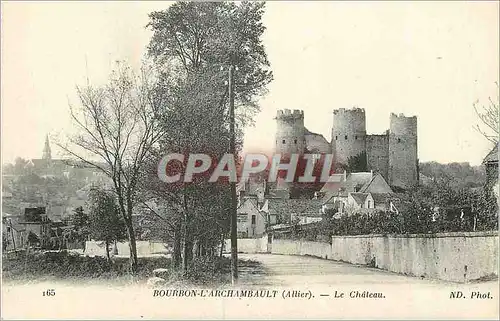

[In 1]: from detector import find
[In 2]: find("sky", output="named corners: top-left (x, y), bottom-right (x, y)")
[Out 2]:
top-left (1, 1), bottom-right (499, 166)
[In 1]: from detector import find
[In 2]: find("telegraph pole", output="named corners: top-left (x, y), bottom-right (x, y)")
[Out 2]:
top-left (228, 64), bottom-right (238, 284)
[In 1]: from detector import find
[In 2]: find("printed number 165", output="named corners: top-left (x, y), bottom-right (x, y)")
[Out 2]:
top-left (43, 289), bottom-right (55, 296)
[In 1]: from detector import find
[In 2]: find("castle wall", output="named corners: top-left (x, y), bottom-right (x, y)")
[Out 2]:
top-left (331, 108), bottom-right (366, 166)
top-left (388, 113), bottom-right (418, 188)
top-left (305, 131), bottom-right (331, 154)
top-left (366, 134), bottom-right (389, 181)
top-left (275, 109), bottom-right (305, 155)
top-left (274, 108), bottom-right (419, 190)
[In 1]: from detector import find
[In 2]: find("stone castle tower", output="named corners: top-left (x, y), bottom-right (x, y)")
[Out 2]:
top-left (274, 108), bottom-right (419, 189)
top-left (275, 109), bottom-right (306, 155)
top-left (42, 134), bottom-right (52, 161)
top-left (331, 108), bottom-right (366, 166)
top-left (388, 113), bottom-right (418, 189)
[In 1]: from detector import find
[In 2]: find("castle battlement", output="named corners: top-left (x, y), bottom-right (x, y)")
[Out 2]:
top-left (391, 112), bottom-right (417, 119)
top-left (390, 113), bottom-right (418, 136)
top-left (276, 109), bottom-right (304, 119)
top-left (333, 107), bottom-right (365, 115)
top-left (275, 107), bottom-right (418, 190)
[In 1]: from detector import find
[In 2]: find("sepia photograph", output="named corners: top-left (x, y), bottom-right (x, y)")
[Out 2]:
top-left (1, 1), bottom-right (499, 319)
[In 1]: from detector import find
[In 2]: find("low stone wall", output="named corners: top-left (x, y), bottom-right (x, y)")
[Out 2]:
top-left (224, 235), bottom-right (268, 254)
top-left (331, 231), bottom-right (499, 283)
top-left (272, 239), bottom-right (331, 259)
top-left (84, 241), bottom-right (168, 257)
top-left (228, 231), bottom-right (499, 283)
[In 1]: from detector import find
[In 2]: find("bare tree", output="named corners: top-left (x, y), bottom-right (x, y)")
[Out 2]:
top-left (57, 61), bottom-right (166, 274)
top-left (474, 82), bottom-right (499, 144)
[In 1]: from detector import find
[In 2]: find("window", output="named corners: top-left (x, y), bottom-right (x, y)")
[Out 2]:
top-left (294, 139), bottom-right (297, 144)
top-left (355, 135), bottom-right (358, 140)
top-left (367, 200), bottom-right (372, 208)
top-left (251, 215), bottom-right (256, 225)
top-left (398, 138), bottom-right (401, 143)
top-left (345, 135), bottom-right (348, 140)
top-left (282, 139), bottom-right (286, 144)
top-left (335, 136), bottom-right (338, 140)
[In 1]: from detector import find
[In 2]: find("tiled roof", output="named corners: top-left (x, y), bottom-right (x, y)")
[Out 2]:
top-left (350, 192), bottom-right (369, 205)
top-left (358, 172), bottom-right (393, 194)
top-left (238, 197), bottom-right (259, 211)
top-left (338, 172), bottom-right (373, 196)
top-left (268, 198), bottom-right (323, 218)
top-left (370, 193), bottom-right (392, 204)
top-left (483, 143), bottom-right (499, 164)
top-left (322, 191), bottom-right (335, 204)
top-left (320, 174), bottom-right (345, 193)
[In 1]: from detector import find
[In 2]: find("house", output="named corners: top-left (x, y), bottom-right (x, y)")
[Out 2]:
top-left (483, 143), bottom-right (498, 191)
top-left (18, 207), bottom-right (52, 247)
top-left (321, 171), bottom-right (374, 212)
top-left (316, 173), bottom-right (346, 199)
top-left (2, 214), bottom-right (26, 251)
top-left (268, 198), bottom-right (323, 225)
top-left (322, 171), bottom-right (393, 214)
top-left (347, 192), bottom-right (372, 209)
top-left (237, 197), bottom-right (270, 238)
top-left (346, 192), bottom-right (393, 212)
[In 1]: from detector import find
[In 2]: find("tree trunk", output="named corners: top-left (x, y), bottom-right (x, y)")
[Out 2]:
top-left (173, 226), bottom-right (182, 268)
top-left (182, 189), bottom-right (193, 272)
top-left (183, 231), bottom-right (193, 272)
top-left (124, 214), bottom-right (138, 275)
top-left (219, 233), bottom-right (224, 258)
top-left (182, 214), bottom-right (193, 272)
top-left (105, 239), bottom-right (110, 262)
top-left (201, 243), bottom-right (206, 257)
top-left (193, 240), bottom-right (198, 258)
top-left (123, 195), bottom-right (138, 275)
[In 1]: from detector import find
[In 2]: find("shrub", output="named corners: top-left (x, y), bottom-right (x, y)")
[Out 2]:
top-left (2, 251), bottom-right (171, 281)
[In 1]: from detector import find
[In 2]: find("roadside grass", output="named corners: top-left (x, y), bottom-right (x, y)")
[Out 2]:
top-left (2, 251), bottom-right (263, 287)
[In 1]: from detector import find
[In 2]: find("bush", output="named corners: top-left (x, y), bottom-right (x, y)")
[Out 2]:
top-left (2, 251), bottom-right (171, 281)
top-left (183, 256), bottom-right (231, 285)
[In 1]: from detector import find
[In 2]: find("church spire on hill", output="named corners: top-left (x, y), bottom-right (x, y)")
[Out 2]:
top-left (42, 134), bottom-right (51, 161)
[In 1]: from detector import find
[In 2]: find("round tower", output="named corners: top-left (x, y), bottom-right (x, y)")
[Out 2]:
top-left (275, 109), bottom-right (306, 155)
top-left (388, 113), bottom-right (418, 189)
top-left (331, 107), bottom-right (367, 167)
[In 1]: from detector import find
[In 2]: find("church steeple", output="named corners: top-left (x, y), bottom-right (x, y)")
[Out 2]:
top-left (42, 134), bottom-right (52, 161)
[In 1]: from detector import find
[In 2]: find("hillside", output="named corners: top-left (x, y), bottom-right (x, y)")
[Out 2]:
top-left (418, 161), bottom-right (486, 189)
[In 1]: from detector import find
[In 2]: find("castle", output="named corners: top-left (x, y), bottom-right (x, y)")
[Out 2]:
top-left (274, 108), bottom-right (418, 189)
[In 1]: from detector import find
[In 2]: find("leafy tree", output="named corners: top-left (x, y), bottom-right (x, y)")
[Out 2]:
top-left (347, 151), bottom-right (368, 172)
top-left (13, 157), bottom-right (28, 176)
top-left (145, 1), bottom-right (273, 271)
top-left (2, 163), bottom-right (15, 175)
top-left (473, 189), bottom-right (499, 231)
top-left (419, 161), bottom-right (486, 189)
top-left (72, 206), bottom-right (90, 244)
top-left (147, 1), bottom-right (273, 126)
top-left (87, 188), bottom-right (126, 261)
